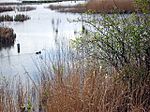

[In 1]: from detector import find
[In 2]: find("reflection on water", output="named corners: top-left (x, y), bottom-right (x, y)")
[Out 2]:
top-left (0, 1), bottom-right (83, 79)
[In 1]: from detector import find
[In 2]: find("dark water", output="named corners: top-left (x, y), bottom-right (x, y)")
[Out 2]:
top-left (0, 1), bottom-right (83, 79)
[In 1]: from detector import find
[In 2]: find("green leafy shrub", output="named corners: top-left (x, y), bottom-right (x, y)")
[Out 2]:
top-left (72, 2), bottom-right (150, 88)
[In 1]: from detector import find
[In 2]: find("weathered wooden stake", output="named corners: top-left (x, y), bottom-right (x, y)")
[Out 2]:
top-left (17, 43), bottom-right (20, 53)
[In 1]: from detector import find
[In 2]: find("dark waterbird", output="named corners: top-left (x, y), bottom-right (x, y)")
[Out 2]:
top-left (35, 51), bottom-right (41, 55)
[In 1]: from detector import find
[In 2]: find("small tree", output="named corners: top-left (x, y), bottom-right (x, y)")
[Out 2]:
top-left (72, 1), bottom-right (150, 85)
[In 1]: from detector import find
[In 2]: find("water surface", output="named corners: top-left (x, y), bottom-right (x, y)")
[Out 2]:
top-left (0, 1), bottom-right (83, 79)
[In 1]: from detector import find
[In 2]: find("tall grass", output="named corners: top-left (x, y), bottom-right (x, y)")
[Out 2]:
top-left (86, 0), bottom-right (136, 13)
top-left (0, 42), bottom-right (150, 112)
top-left (38, 57), bottom-right (150, 111)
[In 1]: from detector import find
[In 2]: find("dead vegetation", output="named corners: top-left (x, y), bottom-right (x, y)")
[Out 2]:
top-left (86, 0), bottom-right (135, 13)
top-left (0, 27), bottom-right (16, 49)
top-left (0, 65), bottom-right (150, 111)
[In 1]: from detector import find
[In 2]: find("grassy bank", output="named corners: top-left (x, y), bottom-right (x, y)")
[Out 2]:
top-left (48, 4), bottom-right (86, 13)
top-left (0, 6), bottom-right (36, 13)
top-left (0, 14), bottom-right (30, 22)
top-left (16, 6), bottom-right (36, 12)
top-left (21, 0), bottom-right (83, 4)
top-left (22, 0), bottom-right (63, 4)
top-left (0, 7), bottom-right (14, 13)
top-left (47, 0), bottom-right (150, 13)
top-left (0, 0), bottom-right (83, 5)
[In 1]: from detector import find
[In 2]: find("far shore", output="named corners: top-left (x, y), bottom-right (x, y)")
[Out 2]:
top-left (0, 0), bottom-right (149, 13)
top-left (47, 0), bottom-right (150, 13)
top-left (0, 0), bottom-right (84, 5)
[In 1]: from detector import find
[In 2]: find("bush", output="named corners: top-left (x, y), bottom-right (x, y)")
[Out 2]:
top-left (72, 1), bottom-right (150, 88)
top-left (0, 27), bottom-right (16, 49)
top-left (14, 14), bottom-right (30, 22)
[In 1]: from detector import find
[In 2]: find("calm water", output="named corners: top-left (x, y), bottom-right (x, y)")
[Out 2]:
top-left (0, 1), bottom-right (83, 79)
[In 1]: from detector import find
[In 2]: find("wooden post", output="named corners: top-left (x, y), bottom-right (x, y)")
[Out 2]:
top-left (17, 43), bottom-right (20, 53)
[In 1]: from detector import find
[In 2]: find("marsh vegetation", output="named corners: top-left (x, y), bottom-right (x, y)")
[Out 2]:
top-left (0, 0), bottom-right (150, 112)
top-left (0, 14), bottom-right (30, 22)
top-left (16, 6), bottom-right (36, 12)
top-left (0, 6), bottom-right (14, 13)
top-left (0, 27), bottom-right (16, 49)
